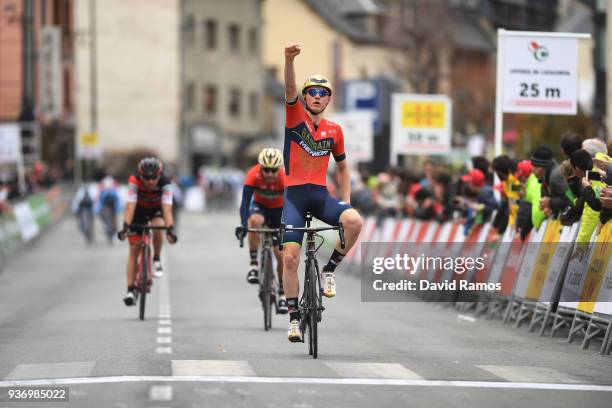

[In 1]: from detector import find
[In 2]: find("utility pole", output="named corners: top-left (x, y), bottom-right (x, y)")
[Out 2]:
top-left (17, 0), bottom-right (35, 194)
top-left (78, 0), bottom-right (98, 182)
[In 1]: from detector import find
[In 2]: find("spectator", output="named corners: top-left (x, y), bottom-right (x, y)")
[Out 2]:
top-left (570, 149), bottom-right (604, 242)
top-left (0, 181), bottom-right (10, 214)
top-left (431, 171), bottom-right (454, 223)
top-left (560, 130), bottom-right (583, 158)
top-left (458, 169), bottom-right (499, 233)
top-left (351, 172), bottom-right (376, 215)
top-left (491, 155), bottom-right (520, 234)
top-left (558, 159), bottom-right (583, 226)
top-left (413, 186), bottom-right (436, 220)
top-left (420, 160), bottom-right (436, 188)
top-left (472, 156), bottom-right (493, 185)
top-left (374, 172), bottom-right (399, 217)
top-left (530, 146), bottom-right (570, 218)
top-left (592, 155), bottom-right (612, 225)
top-left (515, 160), bottom-right (545, 240)
top-left (582, 138), bottom-right (607, 157)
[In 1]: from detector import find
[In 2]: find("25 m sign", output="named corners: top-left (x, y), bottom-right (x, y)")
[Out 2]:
top-left (501, 35), bottom-right (578, 115)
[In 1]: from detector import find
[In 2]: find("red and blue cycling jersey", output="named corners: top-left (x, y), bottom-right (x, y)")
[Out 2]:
top-left (281, 98), bottom-right (352, 244)
top-left (244, 164), bottom-right (285, 208)
top-left (239, 164), bottom-right (285, 227)
top-left (284, 99), bottom-right (346, 187)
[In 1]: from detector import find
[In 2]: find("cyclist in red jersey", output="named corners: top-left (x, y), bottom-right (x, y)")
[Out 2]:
top-left (117, 158), bottom-right (177, 306)
top-left (235, 148), bottom-right (288, 313)
top-left (283, 44), bottom-right (363, 342)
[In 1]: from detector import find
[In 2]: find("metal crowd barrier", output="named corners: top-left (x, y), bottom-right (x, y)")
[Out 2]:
top-left (345, 216), bottom-right (612, 355)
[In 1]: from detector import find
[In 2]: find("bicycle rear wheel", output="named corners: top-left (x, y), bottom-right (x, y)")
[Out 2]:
top-left (307, 261), bottom-right (319, 359)
top-left (261, 248), bottom-right (273, 331)
top-left (139, 245), bottom-right (149, 320)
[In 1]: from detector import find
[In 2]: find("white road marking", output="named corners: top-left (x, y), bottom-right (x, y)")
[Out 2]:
top-left (149, 385), bottom-right (173, 401)
top-left (477, 366), bottom-right (584, 384)
top-left (4, 362), bottom-right (95, 380)
top-left (172, 360), bottom-right (255, 377)
top-left (0, 376), bottom-right (610, 392)
top-left (155, 258), bottom-right (173, 355)
top-left (326, 363), bottom-right (422, 380)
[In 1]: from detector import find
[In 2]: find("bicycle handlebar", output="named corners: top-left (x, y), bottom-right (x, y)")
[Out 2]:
top-left (279, 222), bottom-right (345, 250)
top-left (129, 225), bottom-right (173, 231)
top-left (237, 227), bottom-right (280, 248)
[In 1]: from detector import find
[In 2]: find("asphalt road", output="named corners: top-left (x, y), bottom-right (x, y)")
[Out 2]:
top-left (0, 211), bottom-right (611, 408)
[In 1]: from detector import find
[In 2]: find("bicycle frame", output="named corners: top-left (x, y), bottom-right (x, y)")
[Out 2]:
top-left (239, 226), bottom-right (281, 330)
top-left (279, 212), bottom-right (345, 358)
top-left (129, 223), bottom-right (170, 320)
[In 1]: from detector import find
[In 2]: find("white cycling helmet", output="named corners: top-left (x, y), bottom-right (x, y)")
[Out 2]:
top-left (258, 148), bottom-right (283, 169)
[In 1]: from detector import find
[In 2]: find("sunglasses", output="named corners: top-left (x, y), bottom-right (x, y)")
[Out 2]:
top-left (306, 88), bottom-right (329, 98)
top-left (262, 168), bottom-right (278, 174)
top-left (142, 174), bottom-right (160, 181)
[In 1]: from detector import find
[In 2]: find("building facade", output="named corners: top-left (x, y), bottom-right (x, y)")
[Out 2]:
top-left (74, 0), bottom-right (180, 173)
top-left (0, 0), bottom-right (76, 177)
top-left (182, 0), bottom-right (264, 171)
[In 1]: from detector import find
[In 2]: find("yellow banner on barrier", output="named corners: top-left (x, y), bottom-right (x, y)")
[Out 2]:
top-left (577, 223), bottom-right (612, 314)
top-left (525, 220), bottom-right (562, 300)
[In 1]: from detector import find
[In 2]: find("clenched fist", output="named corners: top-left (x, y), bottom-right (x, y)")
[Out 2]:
top-left (285, 44), bottom-right (301, 60)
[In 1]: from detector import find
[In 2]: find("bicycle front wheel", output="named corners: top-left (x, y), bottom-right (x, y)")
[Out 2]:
top-left (139, 245), bottom-right (149, 321)
top-left (261, 248), bottom-right (273, 331)
top-left (307, 261), bottom-right (319, 359)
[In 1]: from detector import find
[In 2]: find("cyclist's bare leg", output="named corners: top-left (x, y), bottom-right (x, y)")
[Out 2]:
top-left (274, 246), bottom-right (284, 285)
top-left (282, 243), bottom-right (301, 298)
top-left (247, 213), bottom-right (264, 251)
top-left (151, 217), bottom-right (165, 258)
top-left (337, 208), bottom-right (363, 254)
top-left (127, 241), bottom-right (139, 287)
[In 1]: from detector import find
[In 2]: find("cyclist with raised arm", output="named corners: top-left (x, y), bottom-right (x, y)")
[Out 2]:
top-left (117, 157), bottom-right (177, 306)
top-left (235, 148), bottom-right (288, 313)
top-left (282, 44), bottom-right (363, 342)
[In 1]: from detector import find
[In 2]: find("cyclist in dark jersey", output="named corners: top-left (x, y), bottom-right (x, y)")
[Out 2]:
top-left (235, 148), bottom-right (288, 313)
top-left (283, 44), bottom-right (363, 342)
top-left (117, 157), bottom-right (177, 306)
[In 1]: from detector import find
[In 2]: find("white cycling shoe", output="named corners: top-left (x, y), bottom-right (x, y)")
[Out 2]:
top-left (153, 260), bottom-right (164, 278)
top-left (246, 266), bottom-right (259, 284)
top-left (322, 272), bottom-right (336, 298)
top-left (287, 319), bottom-right (302, 342)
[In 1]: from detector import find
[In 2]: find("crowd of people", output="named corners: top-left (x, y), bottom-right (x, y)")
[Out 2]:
top-left (348, 133), bottom-right (612, 242)
top-left (0, 160), bottom-right (72, 216)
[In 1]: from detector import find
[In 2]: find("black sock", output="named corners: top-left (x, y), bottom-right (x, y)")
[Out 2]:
top-left (127, 285), bottom-right (135, 292)
top-left (287, 297), bottom-right (299, 321)
top-left (249, 250), bottom-right (258, 264)
top-left (278, 284), bottom-right (284, 295)
top-left (323, 249), bottom-right (344, 272)
top-left (153, 255), bottom-right (160, 262)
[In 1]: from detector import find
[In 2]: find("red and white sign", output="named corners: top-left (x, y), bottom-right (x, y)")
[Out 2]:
top-left (501, 34), bottom-right (578, 115)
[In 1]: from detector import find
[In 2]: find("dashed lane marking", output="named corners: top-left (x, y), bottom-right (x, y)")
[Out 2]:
top-left (4, 362), bottom-right (95, 381)
top-left (172, 360), bottom-right (256, 377)
top-left (149, 384), bottom-right (173, 401)
top-left (476, 365), bottom-right (585, 384)
top-left (326, 362), bottom-right (423, 380)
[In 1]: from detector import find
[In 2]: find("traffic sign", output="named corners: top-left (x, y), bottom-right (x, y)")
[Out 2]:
top-left (391, 94), bottom-right (452, 163)
top-left (501, 35), bottom-right (578, 115)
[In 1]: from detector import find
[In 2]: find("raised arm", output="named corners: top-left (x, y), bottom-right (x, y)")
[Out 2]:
top-left (284, 44), bottom-right (301, 102)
